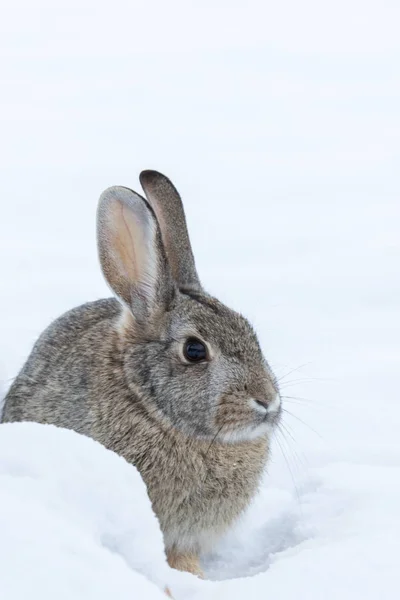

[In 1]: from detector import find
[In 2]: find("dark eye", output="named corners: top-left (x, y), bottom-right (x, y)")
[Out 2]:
top-left (183, 338), bottom-right (208, 362)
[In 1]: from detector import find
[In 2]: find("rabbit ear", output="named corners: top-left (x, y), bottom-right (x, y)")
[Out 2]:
top-left (97, 186), bottom-right (173, 323)
top-left (139, 170), bottom-right (201, 291)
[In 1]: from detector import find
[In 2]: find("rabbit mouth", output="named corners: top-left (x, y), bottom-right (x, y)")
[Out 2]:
top-left (215, 395), bottom-right (282, 443)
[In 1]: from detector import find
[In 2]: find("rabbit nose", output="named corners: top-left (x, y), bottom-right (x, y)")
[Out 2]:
top-left (254, 393), bottom-right (281, 413)
top-left (254, 398), bottom-right (269, 409)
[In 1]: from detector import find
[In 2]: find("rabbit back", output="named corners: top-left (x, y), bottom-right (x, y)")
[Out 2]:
top-left (1, 298), bottom-right (120, 432)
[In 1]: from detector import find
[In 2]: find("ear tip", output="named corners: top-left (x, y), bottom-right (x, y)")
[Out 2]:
top-left (140, 170), bottom-right (169, 188)
top-left (99, 186), bottom-right (147, 211)
top-left (98, 186), bottom-right (153, 224)
top-left (140, 169), bottom-right (160, 181)
top-left (100, 186), bottom-right (133, 200)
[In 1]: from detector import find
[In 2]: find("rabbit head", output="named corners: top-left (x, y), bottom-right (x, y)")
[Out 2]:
top-left (97, 171), bottom-right (281, 443)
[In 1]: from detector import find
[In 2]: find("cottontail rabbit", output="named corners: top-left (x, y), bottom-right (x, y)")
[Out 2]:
top-left (2, 171), bottom-right (281, 577)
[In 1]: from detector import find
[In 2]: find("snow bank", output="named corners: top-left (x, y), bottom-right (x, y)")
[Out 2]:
top-left (0, 422), bottom-right (171, 600)
top-left (202, 460), bottom-right (400, 599)
top-left (1, 422), bottom-right (400, 600)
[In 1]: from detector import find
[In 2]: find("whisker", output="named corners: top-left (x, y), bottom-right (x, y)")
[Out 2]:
top-left (276, 363), bottom-right (312, 383)
top-left (279, 378), bottom-right (319, 390)
top-left (201, 423), bottom-right (228, 485)
top-left (282, 398), bottom-right (315, 408)
top-left (282, 408), bottom-right (323, 439)
top-left (282, 395), bottom-right (336, 411)
top-left (278, 421), bottom-right (296, 445)
top-left (280, 377), bottom-right (318, 385)
top-left (278, 422), bottom-right (308, 472)
top-left (273, 429), bottom-right (302, 509)
top-left (282, 395), bottom-right (316, 404)
top-left (204, 424), bottom-right (226, 458)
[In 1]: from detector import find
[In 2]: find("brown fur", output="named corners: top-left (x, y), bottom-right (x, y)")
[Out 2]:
top-left (167, 549), bottom-right (203, 578)
top-left (2, 172), bottom-right (280, 574)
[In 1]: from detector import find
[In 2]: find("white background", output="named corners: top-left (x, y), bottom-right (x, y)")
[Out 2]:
top-left (1, 1), bottom-right (400, 597)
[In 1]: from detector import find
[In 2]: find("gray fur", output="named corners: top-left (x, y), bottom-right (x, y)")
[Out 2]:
top-left (2, 171), bottom-right (281, 573)
top-left (140, 170), bottom-right (201, 290)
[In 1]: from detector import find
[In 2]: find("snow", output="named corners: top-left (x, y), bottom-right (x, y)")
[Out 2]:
top-left (1, 0), bottom-right (400, 598)
top-left (2, 423), bottom-right (400, 600)
top-left (0, 423), bottom-right (171, 599)
top-left (203, 464), bottom-right (400, 599)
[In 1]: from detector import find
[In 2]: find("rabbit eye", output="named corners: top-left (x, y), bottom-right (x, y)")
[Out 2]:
top-left (183, 338), bottom-right (208, 362)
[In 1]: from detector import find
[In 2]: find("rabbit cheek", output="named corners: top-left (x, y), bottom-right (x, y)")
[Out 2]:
top-left (213, 394), bottom-right (257, 442)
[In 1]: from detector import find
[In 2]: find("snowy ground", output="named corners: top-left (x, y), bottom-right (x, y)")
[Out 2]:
top-left (0, 424), bottom-right (172, 600)
top-left (1, 423), bottom-right (400, 600)
top-left (1, 0), bottom-right (400, 598)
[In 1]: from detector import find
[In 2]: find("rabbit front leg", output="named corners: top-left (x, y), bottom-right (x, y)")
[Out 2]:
top-left (167, 548), bottom-right (204, 578)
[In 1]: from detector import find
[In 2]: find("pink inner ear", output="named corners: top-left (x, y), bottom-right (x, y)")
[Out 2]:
top-left (98, 186), bottom-right (160, 311)
top-left (107, 199), bottom-right (147, 285)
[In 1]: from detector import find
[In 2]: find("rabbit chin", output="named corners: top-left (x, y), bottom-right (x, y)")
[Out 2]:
top-left (216, 396), bottom-right (281, 443)
top-left (217, 419), bottom-right (275, 444)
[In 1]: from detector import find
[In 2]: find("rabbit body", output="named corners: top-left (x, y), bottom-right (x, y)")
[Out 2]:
top-left (2, 172), bottom-right (280, 575)
top-left (3, 298), bottom-right (268, 554)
